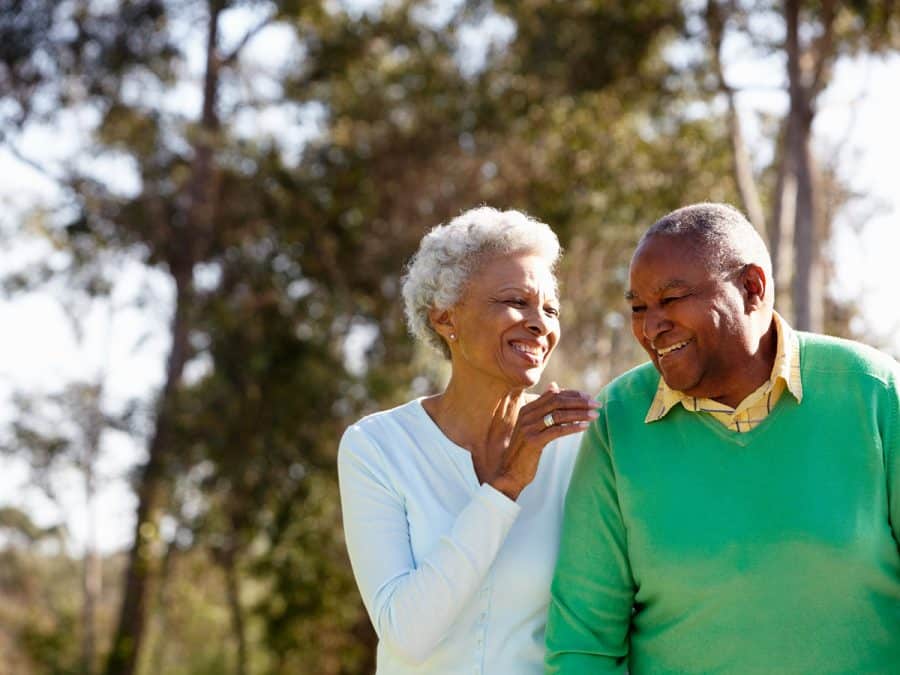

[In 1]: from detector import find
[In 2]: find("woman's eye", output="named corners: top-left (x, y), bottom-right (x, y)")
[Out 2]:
top-left (544, 306), bottom-right (560, 318)
top-left (660, 295), bottom-right (684, 306)
top-left (630, 305), bottom-right (646, 314)
top-left (506, 298), bottom-right (527, 307)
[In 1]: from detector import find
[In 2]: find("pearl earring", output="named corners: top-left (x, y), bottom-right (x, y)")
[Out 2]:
top-left (449, 333), bottom-right (456, 340)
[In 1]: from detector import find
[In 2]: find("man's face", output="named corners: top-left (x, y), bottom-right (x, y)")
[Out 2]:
top-left (627, 233), bottom-right (756, 407)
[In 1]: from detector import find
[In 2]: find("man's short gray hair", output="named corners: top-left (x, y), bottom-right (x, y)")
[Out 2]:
top-left (402, 206), bottom-right (561, 359)
top-left (641, 202), bottom-right (773, 278)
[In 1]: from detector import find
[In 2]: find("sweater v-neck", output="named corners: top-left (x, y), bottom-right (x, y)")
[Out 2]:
top-left (682, 392), bottom-right (799, 448)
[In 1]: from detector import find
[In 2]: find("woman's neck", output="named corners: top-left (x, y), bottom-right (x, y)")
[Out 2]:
top-left (422, 375), bottom-right (533, 468)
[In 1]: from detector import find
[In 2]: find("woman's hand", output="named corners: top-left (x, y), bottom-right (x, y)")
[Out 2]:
top-left (490, 383), bottom-right (601, 500)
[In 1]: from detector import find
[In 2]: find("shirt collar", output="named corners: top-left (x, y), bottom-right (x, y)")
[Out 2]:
top-left (644, 311), bottom-right (803, 424)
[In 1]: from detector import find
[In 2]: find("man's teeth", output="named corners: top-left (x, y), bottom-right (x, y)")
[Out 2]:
top-left (657, 340), bottom-right (689, 356)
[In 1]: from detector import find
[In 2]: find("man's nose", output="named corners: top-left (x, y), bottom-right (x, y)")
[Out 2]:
top-left (643, 307), bottom-right (671, 343)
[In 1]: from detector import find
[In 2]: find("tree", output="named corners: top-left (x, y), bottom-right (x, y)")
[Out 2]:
top-left (0, 281), bottom-right (136, 675)
top-left (2, 384), bottom-right (106, 675)
top-left (10, 1), bottom-right (894, 672)
top-left (702, 0), bottom-right (900, 331)
top-left (101, 2), bottom-right (278, 671)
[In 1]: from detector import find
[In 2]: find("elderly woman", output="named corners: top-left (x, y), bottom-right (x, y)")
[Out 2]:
top-left (338, 207), bottom-right (598, 674)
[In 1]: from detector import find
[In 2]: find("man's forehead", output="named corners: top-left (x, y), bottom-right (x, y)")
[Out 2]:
top-left (628, 238), bottom-right (719, 298)
top-left (626, 277), bottom-right (695, 300)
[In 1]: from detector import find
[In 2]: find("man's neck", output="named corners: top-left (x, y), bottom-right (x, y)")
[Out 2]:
top-left (711, 313), bottom-right (779, 409)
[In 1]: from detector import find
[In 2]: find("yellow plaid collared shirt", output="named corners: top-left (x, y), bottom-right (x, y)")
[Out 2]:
top-left (644, 312), bottom-right (803, 433)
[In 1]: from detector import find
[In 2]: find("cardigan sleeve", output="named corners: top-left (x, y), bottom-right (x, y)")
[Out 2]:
top-left (544, 414), bottom-right (633, 673)
top-left (338, 424), bottom-right (521, 664)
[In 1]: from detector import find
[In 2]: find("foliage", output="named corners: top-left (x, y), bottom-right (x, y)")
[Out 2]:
top-left (1, 0), bottom-right (895, 673)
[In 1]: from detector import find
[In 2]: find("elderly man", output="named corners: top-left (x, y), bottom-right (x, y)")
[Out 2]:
top-left (545, 203), bottom-right (900, 673)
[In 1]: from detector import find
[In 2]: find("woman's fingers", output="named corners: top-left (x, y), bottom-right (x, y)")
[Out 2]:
top-left (492, 387), bottom-right (599, 498)
top-left (521, 389), bottom-right (601, 429)
top-left (539, 407), bottom-right (600, 428)
top-left (528, 388), bottom-right (598, 411)
top-left (538, 418), bottom-right (593, 442)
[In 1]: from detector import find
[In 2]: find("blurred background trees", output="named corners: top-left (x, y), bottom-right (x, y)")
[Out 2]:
top-left (1, 0), bottom-right (898, 673)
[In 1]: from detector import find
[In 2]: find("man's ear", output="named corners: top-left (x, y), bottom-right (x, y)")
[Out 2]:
top-left (740, 263), bottom-right (768, 312)
top-left (428, 307), bottom-right (457, 343)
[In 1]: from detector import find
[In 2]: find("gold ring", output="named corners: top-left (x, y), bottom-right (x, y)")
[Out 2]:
top-left (543, 413), bottom-right (555, 428)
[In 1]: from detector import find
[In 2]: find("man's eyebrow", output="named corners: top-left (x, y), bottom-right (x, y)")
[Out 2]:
top-left (624, 279), bottom-right (692, 301)
top-left (659, 279), bottom-right (692, 292)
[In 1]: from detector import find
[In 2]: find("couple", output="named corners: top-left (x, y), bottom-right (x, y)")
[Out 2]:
top-left (338, 204), bottom-right (900, 674)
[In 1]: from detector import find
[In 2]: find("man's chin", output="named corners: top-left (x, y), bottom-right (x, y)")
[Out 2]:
top-left (659, 370), bottom-right (699, 395)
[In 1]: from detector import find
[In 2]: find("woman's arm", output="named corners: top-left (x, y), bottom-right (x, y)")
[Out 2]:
top-left (338, 426), bottom-right (520, 664)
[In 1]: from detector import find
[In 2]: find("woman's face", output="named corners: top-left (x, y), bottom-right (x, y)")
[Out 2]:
top-left (443, 253), bottom-right (560, 390)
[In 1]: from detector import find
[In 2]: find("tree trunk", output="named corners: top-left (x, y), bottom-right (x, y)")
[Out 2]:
top-left (146, 539), bottom-right (178, 675)
top-left (785, 0), bottom-right (824, 332)
top-left (81, 383), bottom-right (104, 675)
top-left (725, 98), bottom-right (766, 234)
top-left (220, 539), bottom-right (249, 675)
top-left (103, 279), bottom-right (192, 675)
top-left (705, 1), bottom-right (766, 232)
top-left (81, 462), bottom-right (101, 675)
top-left (103, 4), bottom-right (224, 671)
top-left (768, 122), bottom-right (797, 320)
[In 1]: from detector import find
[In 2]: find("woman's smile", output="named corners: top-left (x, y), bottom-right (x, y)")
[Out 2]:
top-left (508, 340), bottom-right (546, 367)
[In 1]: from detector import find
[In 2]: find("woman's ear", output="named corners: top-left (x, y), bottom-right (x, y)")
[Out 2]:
top-left (429, 308), bottom-right (457, 343)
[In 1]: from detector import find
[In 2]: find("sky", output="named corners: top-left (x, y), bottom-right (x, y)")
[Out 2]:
top-left (818, 56), bottom-right (900, 348)
top-left (1, 9), bottom-right (899, 555)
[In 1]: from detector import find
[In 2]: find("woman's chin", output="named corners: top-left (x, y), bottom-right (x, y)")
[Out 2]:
top-left (511, 366), bottom-right (544, 389)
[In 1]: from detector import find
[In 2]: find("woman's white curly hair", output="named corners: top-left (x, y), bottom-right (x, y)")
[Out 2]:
top-left (402, 206), bottom-right (561, 359)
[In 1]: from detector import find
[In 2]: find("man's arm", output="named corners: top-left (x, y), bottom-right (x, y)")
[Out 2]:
top-left (885, 369), bottom-right (900, 552)
top-left (544, 413), bottom-right (635, 673)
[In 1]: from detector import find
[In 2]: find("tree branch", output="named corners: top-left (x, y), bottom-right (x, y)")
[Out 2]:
top-left (222, 11), bottom-right (277, 67)
top-left (705, 0), bottom-right (766, 232)
top-left (810, 0), bottom-right (837, 96)
top-left (0, 132), bottom-right (66, 186)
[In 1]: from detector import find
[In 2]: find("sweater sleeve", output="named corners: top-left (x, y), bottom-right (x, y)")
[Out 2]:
top-left (338, 425), bottom-right (521, 664)
top-left (544, 414), bottom-right (634, 673)
top-left (885, 370), bottom-right (900, 552)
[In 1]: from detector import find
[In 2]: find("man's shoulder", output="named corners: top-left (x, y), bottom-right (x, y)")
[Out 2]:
top-left (601, 361), bottom-right (660, 407)
top-left (799, 332), bottom-right (900, 384)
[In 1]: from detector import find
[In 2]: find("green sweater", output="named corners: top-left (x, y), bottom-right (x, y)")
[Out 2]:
top-left (545, 333), bottom-right (900, 674)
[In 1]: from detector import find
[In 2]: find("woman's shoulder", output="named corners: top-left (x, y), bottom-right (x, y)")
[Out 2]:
top-left (339, 398), bottom-right (431, 462)
top-left (337, 400), bottom-right (427, 496)
top-left (341, 399), bottom-right (423, 445)
top-left (347, 398), bottom-right (422, 431)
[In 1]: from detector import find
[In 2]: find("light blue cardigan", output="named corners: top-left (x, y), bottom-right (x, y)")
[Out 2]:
top-left (339, 398), bottom-right (579, 674)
